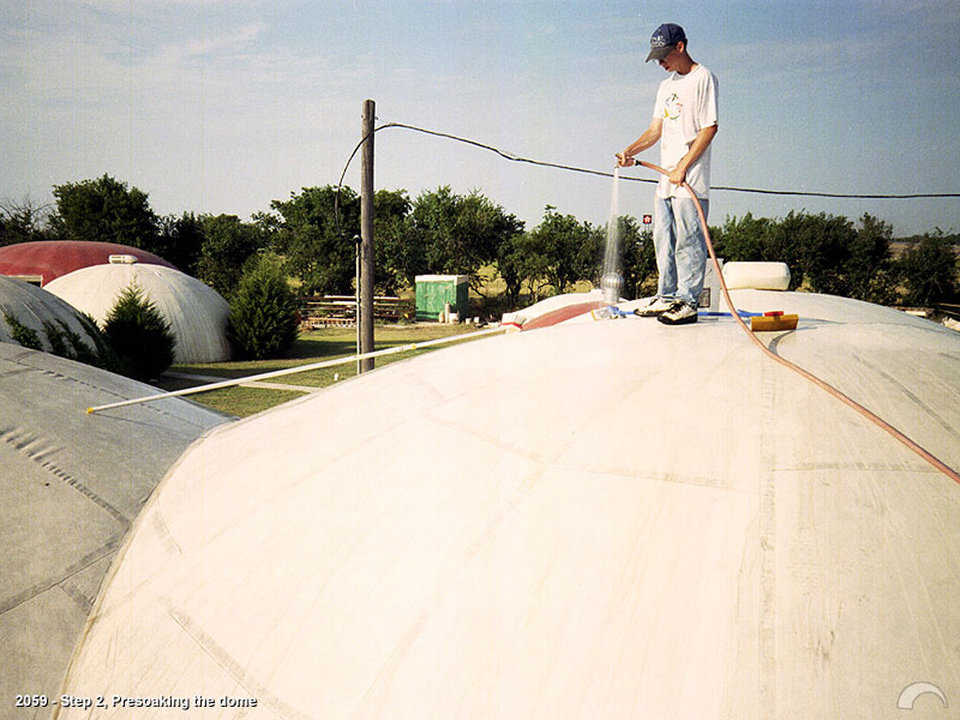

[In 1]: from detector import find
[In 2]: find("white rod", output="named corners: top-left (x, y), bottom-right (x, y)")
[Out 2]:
top-left (86, 325), bottom-right (506, 415)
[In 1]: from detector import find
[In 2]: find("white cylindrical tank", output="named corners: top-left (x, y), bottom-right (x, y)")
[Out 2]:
top-left (722, 261), bottom-right (791, 290)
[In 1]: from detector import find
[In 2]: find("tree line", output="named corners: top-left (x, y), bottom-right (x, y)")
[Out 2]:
top-left (2, 174), bottom-right (957, 310)
top-left (711, 212), bottom-right (959, 307)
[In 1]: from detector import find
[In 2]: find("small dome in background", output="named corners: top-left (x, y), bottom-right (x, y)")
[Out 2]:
top-left (45, 263), bottom-right (231, 363)
top-left (0, 240), bottom-right (176, 286)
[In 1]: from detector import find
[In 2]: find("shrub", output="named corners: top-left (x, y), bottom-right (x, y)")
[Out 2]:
top-left (103, 284), bottom-right (176, 380)
top-left (42, 320), bottom-right (69, 357)
top-left (228, 254), bottom-right (299, 360)
top-left (52, 317), bottom-right (113, 368)
top-left (40, 319), bottom-right (108, 368)
top-left (3, 308), bottom-right (115, 369)
top-left (3, 311), bottom-right (42, 350)
top-left (75, 312), bottom-right (120, 371)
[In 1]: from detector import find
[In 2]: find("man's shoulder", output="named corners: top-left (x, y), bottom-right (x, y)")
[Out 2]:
top-left (694, 64), bottom-right (718, 84)
top-left (666, 65), bottom-right (717, 86)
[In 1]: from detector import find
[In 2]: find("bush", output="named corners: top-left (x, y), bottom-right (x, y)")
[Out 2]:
top-left (103, 284), bottom-right (176, 380)
top-left (75, 311), bottom-right (120, 371)
top-left (228, 254), bottom-right (299, 360)
top-left (3, 308), bottom-right (117, 370)
top-left (3, 311), bottom-right (42, 350)
top-left (44, 317), bottom-right (114, 369)
top-left (42, 320), bottom-right (69, 357)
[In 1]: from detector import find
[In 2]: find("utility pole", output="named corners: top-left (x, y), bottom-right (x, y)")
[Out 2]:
top-left (359, 99), bottom-right (376, 372)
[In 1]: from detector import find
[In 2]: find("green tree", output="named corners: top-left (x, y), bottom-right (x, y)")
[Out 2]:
top-left (618, 216), bottom-right (656, 299)
top-left (195, 214), bottom-right (268, 298)
top-left (0, 198), bottom-right (52, 246)
top-left (268, 185), bottom-right (518, 297)
top-left (711, 211), bottom-right (897, 301)
top-left (767, 211), bottom-right (855, 293)
top-left (494, 231), bottom-right (533, 308)
top-left (847, 214), bottom-right (896, 304)
top-left (156, 212), bottom-right (205, 274)
top-left (270, 186), bottom-right (358, 295)
top-left (228, 253), bottom-right (300, 359)
top-left (897, 230), bottom-right (959, 305)
top-left (525, 206), bottom-right (601, 296)
top-left (373, 189), bottom-right (419, 294)
top-left (103, 284), bottom-right (176, 381)
top-left (49, 174), bottom-right (159, 249)
top-left (408, 187), bottom-right (524, 292)
top-left (711, 213), bottom-right (773, 263)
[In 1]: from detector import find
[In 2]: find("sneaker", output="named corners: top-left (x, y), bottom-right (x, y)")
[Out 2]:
top-left (633, 296), bottom-right (674, 317)
top-left (657, 301), bottom-right (698, 325)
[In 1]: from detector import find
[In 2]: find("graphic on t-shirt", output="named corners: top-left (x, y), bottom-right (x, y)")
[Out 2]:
top-left (663, 92), bottom-right (682, 120)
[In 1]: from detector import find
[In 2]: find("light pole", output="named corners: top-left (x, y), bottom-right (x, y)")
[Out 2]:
top-left (354, 234), bottom-right (361, 375)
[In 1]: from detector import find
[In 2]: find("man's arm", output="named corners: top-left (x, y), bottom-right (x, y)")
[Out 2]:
top-left (616, 117), bottom-right (663, 167)
top-left (667, 124), bottom-right (718, 185)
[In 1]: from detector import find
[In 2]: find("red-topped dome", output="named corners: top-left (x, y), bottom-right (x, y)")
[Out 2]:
top-left (0, 240), bottom-right (176, 286)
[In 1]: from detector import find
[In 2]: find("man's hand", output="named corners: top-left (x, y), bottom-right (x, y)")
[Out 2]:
top-left (668, 124), bottom-right (717, 185)
top-left (615, 152), bottom-right (636, 168)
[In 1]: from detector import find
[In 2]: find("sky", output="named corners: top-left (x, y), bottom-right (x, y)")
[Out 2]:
top-left (2, 0), bottom-right (959, 238)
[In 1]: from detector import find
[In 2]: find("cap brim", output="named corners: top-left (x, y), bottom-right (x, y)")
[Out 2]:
top-left (645, 45), bottom-right (674, 62)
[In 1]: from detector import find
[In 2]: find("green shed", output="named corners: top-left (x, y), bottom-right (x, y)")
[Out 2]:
top-left (415, 274), bottom-right (469, 321)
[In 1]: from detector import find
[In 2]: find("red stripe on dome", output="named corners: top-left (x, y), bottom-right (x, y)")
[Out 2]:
top-left (521, 301), bottom-right (608, 330)
top-left (0, 241), bottom-right (176, 285)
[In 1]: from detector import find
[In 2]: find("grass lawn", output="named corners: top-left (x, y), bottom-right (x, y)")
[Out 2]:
top-left (157, 323), bottom-right (489, 418)
top-left (155, 375), bottom-right (308, 417)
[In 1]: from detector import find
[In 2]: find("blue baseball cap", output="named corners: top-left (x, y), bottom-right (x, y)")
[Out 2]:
top-left (646, 23), bottom-right (686, 62)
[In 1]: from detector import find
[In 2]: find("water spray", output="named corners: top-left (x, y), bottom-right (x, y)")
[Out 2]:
top-left (600, 166), bottom-right (624, 304)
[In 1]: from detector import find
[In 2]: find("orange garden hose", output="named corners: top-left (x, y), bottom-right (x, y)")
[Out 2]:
top-left (635, 159), bottom-right (960, 486)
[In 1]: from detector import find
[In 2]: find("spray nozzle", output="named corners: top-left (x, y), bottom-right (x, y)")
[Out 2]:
top-left (601, 272), bottom-right (622, 304)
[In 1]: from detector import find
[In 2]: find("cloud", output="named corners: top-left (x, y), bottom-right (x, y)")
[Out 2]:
top-left (153, 22), bottom-right (266, 66)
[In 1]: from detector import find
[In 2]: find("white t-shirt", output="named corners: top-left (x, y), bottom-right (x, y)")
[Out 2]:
top-left (653, 64), bottom-right (719, 199)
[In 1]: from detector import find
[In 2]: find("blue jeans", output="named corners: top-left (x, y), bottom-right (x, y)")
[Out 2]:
top-left (653, 195), bottom-right (710, 307)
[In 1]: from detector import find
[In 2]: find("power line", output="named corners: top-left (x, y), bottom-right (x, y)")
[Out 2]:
top-left (378, 122), bottom-right (644, 184)
top-left (335, 120), bottom-right (959, 239)
top-left (371, 121), bottom-right (960, 200)
top-left (709, 185), bottom-right (960, 200)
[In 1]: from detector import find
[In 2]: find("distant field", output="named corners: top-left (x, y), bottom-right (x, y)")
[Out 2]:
top-left (889, 240), bottom-right (960, 259)
top-left (889, 241), bottom-right (913, 259)
top-left (157, 323), bottom-right (488, 417)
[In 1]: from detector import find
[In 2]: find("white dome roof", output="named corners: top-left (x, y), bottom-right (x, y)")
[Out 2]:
top-left (45, 263), bottom-right (231, 363)
top-left (58, 292), bottom-right (960, 718)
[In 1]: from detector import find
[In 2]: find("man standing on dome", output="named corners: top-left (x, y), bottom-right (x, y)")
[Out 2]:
top-left (617, 23), bottom-right (719, 325)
